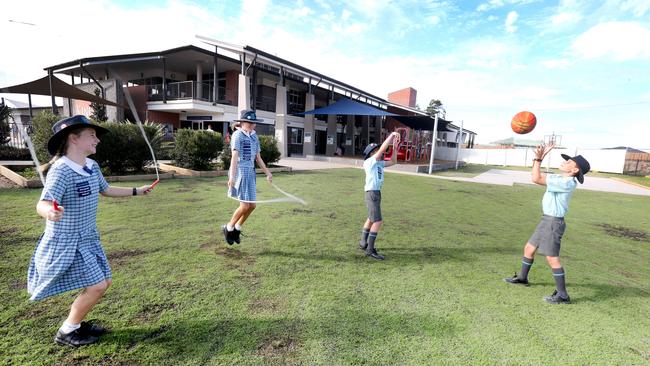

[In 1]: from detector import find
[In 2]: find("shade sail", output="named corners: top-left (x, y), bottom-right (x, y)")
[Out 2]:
top-left (390, 115), bottom-right (453, 131)
top-left (301, 98), bottom-right (396, 116)
top-left (0, 76), bottom-right (126, 108)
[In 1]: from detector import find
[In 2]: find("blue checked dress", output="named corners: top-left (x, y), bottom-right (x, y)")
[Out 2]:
top-left (228, 130), bottom-right (260, 202)
top-left (27, 158), bottom-right (111, 301)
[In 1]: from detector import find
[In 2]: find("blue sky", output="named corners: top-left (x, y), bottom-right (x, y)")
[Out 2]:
top-left (2, 0), bottom-right (649, 148)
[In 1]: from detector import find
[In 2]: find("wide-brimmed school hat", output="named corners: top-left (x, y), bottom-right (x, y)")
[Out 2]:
top-left (233, 109), bottom-right (264, 123)
top-left (363, 143), bottom-right (379, 160)
top-left (561, 154), bottom-right (590, 184)
top-left (47, 115), bottom-right (109, 155)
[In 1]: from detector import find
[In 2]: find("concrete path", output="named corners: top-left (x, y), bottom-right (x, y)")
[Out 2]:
top-left (278, 158), bottom-right (650, 197)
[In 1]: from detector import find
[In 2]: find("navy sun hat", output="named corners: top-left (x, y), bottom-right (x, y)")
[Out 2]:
top-left (363, 143), bottom-right (380, 160)
top-left (47, 115), bottom-right (109, 155)
top-left (561, 154), bottom-right (590, 184)
top-left (233, 109), bottom-right (264, 123)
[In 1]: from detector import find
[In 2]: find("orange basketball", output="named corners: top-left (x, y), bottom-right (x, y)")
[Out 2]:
top-left (511, 111), bottom-right (536, 134)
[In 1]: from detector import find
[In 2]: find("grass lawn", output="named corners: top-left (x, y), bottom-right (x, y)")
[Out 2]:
top-left (1, 169), bottom-right (649, 365)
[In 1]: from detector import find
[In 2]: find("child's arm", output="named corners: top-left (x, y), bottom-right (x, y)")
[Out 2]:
top-left (373, 132), bottom-right (401, 162)
top-left (101, 185), bottom-right (153, 197)
top-left (36, 200), bottom-right (64, 221)
top-left (255, 153), bottom-right (273, 183)
top-left (228, 149), bottom-right (239, 188)
top-left (384, 133), bottom-right (401, 167)
top-left (531, 143), bottom-right (555, 186)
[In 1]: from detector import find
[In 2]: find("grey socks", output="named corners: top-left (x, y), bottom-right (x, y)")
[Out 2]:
top-left (519, 256), bottom-right (534, 280)
top-left (552, 267), bottom-right (568, 298)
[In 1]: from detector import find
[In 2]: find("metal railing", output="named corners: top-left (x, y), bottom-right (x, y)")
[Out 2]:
top-left (147, 82), bottom-right (227, 103)
top-left (2, 120), bottom-right (32, 149)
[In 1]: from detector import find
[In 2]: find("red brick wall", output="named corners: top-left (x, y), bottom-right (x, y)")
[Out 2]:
top-left (388, 87), bottom-right (417, 108)
top-left (148, 111), bottom-right (180, 129)
top-left (225, 70), bottom-right (239, 105)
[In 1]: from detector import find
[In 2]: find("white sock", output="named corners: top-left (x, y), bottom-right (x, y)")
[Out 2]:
top-left (226, 224), bottom-right (234, 231)
top-left (59, 321), bottom-right (80, 334)
top-left (234, 223), bottom-right (241, 231)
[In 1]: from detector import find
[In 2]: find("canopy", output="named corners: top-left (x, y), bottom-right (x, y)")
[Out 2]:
top-left (0, 76), bottom-right (126, 108)
top-left (301, 98), bottom-right (396, 116)
top-left (391, 115), bottom-right (453, 131)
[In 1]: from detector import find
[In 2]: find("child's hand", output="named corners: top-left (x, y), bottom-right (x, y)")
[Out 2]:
top-left (138, 184), bottom-right (154, 195)
top-left (266, 173), bottom-right (273, 183)
top-left (47, 204), bottom-right (64, 221)
top-left (227, 178), bottom-right (234, 189)
top-left (390, 132), bottom-right (400, 143)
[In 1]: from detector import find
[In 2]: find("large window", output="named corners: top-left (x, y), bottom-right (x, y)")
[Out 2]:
top-left (287, 89), bottom-right (305, 114)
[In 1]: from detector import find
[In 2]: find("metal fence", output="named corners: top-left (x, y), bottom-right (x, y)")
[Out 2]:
top-left (2, 120), bottom-right (32, 149)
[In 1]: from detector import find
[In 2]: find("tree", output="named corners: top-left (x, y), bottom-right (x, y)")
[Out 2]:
top-left (425, 99), bottom-right (446, 119)
top-left (90, 88), bottom-right (108, 122)
top-left (0, 101), bottom-right (12, 145)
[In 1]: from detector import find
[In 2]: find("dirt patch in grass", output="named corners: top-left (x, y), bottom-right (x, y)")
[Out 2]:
top-left (8, 279), bottom-right (26, 290)
top-left (292, 208), bottom-right (313, 214)
top-left (174, 188), bottom-right (194, 193)
top-left (325, 212), bottom-right (337, 219)
top-left (256, 337), bottom-right (298, 358)
top-left (134, 303), bottom-right (177, 322)
top-left (628, 346), bottom-right (650, 362)
top-left (248, 298), bottom-right (279, 313)
top-left (0, 227), bottom-right (19, 235)
top-left (596, 223), bottom-right (648, 242)
top-left (108, 248), bottom-right (158, 267)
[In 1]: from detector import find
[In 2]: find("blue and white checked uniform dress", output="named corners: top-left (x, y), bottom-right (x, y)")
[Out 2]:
top-left (229, 129), bottom-right (260, 201)
top-left (27, 157), bottom-right (112, 301)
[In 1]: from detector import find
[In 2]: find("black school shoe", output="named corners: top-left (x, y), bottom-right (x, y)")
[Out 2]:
top-left (79, 321), bottom-right (107, 336)
top-left (232, 228), bottom-right (241, 244)
top-left (365, 249), bottom-right (385, 260)
top-left (54, 329), bottom-right (99, 347)
top-left (544, 290), bottom-right (571, 304)
top-left (504, 273), bottom-right (529, 286)
top-left (222, 225), bottom-right (234, 245)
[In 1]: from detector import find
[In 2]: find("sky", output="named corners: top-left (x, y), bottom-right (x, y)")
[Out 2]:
top-left (1, 0), bottom-right (649, 149)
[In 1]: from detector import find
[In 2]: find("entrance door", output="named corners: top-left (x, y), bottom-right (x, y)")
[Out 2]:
top-left (192, 121), bottom-right (203, 130)
top-left (287, 127), bottom-right (304, 156)
top-left (315, 130), bottom-right (326, 155)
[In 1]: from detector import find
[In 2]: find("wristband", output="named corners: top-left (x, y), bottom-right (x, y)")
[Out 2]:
top-left (132, 187), bottom-right (137, 196)
top-left (533, 158), bottom-right (542, 162)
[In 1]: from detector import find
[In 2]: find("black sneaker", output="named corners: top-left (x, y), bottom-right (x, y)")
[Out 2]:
top-left (365, 249), bottom-right (385, 260)
top-left (544, 290), bottom-right (570, 304)
top-left (79, 321), bottom-right (107, 336)
top-left (222, 225), bottom-right (234, 245)
top-left (504, 273), bottom-right (529, 286)
top-left (232, 228), bottom-right (241, 244)
top-left (54, 329), bottom-right (99, 347)
top-left (359, 241), bottom-right (367, 250)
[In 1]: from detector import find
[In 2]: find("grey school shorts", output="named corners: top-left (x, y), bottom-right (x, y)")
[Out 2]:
top-left (365, 190), bottom-right (382, 222)
top-left (529, 215), bottom-right (566, 257)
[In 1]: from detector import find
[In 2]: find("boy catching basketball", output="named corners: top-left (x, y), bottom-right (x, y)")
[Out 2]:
top-left (358, 131), bottom-right (400, 260)
top-left (504, 143), bottom-right (590, 304)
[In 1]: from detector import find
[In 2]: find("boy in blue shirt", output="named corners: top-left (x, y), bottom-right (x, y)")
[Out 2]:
top-left (358, 132), bottom-right (400, 260)
top-left (504, 143), bottom-right (591, 304)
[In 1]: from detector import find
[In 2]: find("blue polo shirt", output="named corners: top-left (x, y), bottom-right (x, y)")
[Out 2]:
top-left (542, 174), bottom-right (577, 218)
top-left (364, 157), bottom-right (385, 191)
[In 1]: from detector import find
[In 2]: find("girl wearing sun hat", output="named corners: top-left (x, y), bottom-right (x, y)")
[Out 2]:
top-left (27, 115), bottom-right (154, 347)
top-left (222, 110), bottom-right (273, 245)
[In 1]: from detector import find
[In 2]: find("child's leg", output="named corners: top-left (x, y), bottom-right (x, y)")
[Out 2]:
top-left (236, 203), bottom-right (256, 227)
top-left (546, 256), bottom-right (568, 298)
top-left (228, 203), bottom-right (247, 228)
top-left (64, 280), bottom-right (110, 325)
top-left (518, 243), bottom-right (537, 280)
top-left (365, 220), bottom-right (384, 259)
top-left (359, 219), bottom-right (372, 249)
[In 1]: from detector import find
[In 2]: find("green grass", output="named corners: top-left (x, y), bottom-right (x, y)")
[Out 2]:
top-left (1, 169), bottom-right (649, 365)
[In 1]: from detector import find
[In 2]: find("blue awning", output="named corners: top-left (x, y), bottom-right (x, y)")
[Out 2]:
top-left (300, 98), bottom-right (396, 116)
top-left (391, 115), bottom-right (453, 131)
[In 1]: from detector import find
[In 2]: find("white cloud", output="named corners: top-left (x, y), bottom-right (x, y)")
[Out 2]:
top-left (617, 0), bottom-right (650, 17)
top-left (505, 11), bottom-right (519, 33)
top-left (572, 21), bottom-right (650, 61)
top-left (341, 9), bottom-right (352, 20)
top-left (487, 15), bottom-right (499, 21)
top-left (427, 15), bottom-right (441, 25)
top-left (551, 12), bottom-right (582, 26)
top-left (541, 59), bottom-right (573, 69)
top-left (477, 0), bottom-right (505, 12)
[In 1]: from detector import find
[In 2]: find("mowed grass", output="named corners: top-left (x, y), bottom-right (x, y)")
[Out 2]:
top-left (1, 169), bottom-right (649, 365)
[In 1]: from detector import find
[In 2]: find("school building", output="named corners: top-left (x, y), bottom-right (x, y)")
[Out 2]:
top-left (41, 38), bottom-right (476, 158)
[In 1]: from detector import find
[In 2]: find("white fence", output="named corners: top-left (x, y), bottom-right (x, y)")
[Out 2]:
top-left (434, 146), bottom-right (627, 174)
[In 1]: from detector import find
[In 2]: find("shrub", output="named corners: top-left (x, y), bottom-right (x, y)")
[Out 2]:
top-left (172, 129), bottom-right (223, 170)
top-left (219, 134), bottom-right (281, 170)
top-left (94, 121), bottom-right (163, 174)
top-left (0, 145), bottom-right (30, 160)
top-left (30, 111), bottom-right (58, 164)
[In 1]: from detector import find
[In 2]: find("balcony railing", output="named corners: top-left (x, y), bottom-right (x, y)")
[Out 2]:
top-left (147, 82), bottom-right (228, 104)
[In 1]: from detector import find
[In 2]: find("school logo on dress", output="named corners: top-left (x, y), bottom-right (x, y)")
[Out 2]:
top-left (76, 181), bottom-right (91, 197)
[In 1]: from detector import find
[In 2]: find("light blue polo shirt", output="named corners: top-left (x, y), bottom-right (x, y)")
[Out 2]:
top-left (542, 174), bottom-right (577, 218)
top-left (364, 157), bottom-right (385, 191)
